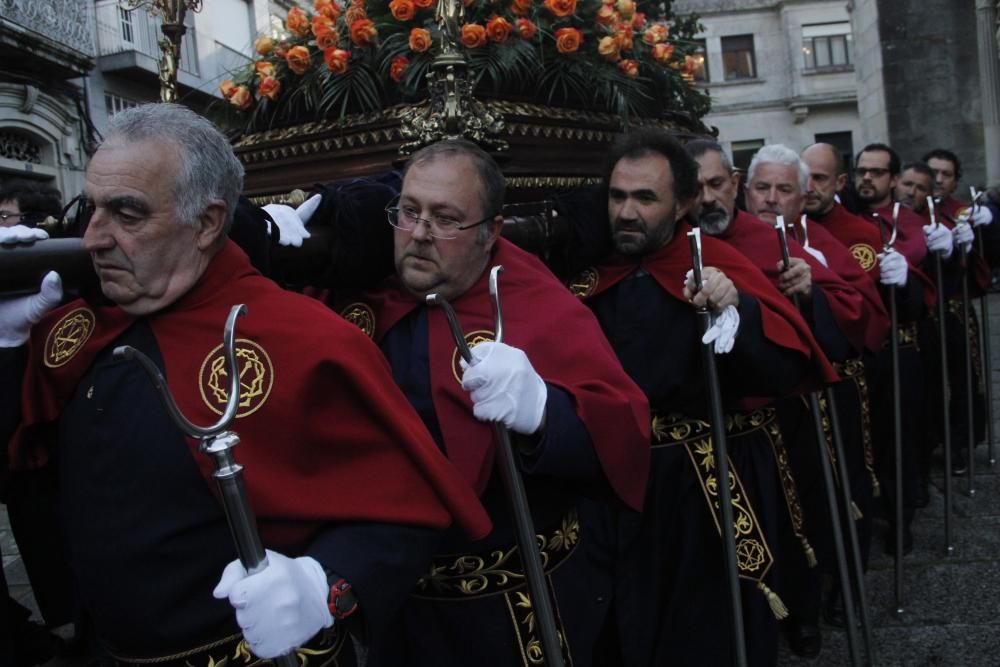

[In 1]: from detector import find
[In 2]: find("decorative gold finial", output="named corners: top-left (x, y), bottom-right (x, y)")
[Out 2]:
top-left (397, 0), bottom-right (507, 155)
top-left (118, 0), bottom-right (203, 102)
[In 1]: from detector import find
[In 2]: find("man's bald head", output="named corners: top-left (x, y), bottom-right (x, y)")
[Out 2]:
top-left (801, 143), bottom-right (847, 216)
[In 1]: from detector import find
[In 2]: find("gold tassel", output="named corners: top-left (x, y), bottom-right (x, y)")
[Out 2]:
top-left (852, 501), bottom-right (863, 520)
top-left (871, 473), bottom-right (881, 497)
top-left (800, 535), bottom-right (818, 569)
top-left (757, 581), bottom-right (789, 620)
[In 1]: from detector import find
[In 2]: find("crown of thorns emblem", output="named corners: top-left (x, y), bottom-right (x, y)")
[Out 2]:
top-left (200, 339), bottom-right (273, 417)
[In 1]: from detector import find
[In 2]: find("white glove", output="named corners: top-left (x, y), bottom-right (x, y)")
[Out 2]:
top-left (0, 271), bottom-right (63, 347)
top-left (878, 250), bottom-right (908, 287)
top-left (923, 223), bottom-right (954, 259)
top-left (953, 221), bottom-right (975, 254)
top-left (802, 245), bottom-right (828, 268)
top-left (460, 341), bottom-right (547, 434)
top-left (213, 551), bottom-right (332, 659)
top-left (0, 224), bottom-right (48, 245)
top-left (970, 205), bottom-right (993, 227)
top-left (263, 193), bottom-right (321, 247)
top-left (702, 304), bottom-right (740, 354)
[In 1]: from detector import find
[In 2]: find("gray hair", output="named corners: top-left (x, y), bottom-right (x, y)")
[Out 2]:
top-left (747, 144), bottom-right (808, 192)
top-left (102, 103), bottom-right (244, 233)
top-left (684, 139), bottom-right (735, 173)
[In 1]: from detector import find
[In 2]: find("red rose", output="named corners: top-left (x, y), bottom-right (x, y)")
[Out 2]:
top-left (486, 16), bottom-right (512, 43)
top-left (219, 79), bottom-right (237, 98)
top-left (617, 58), bottom-right (638, 77)
top-left (389, 0), bottom-right (416, 21)
top-left (350, 18), bottom-right (377, 47)
top-left (390, 55), bottom-right (409, 82)
top-left (554, 26), bottom-right (583, 53)
top-left (409, 27), bottom-right (432, 52)
top-left (315, 25), bottom-right (339, 50)
top-left (285, 45), bottom-right (312, 74)
top-left (323, 47), bottom-right (350, 74)
top-left (229, 85), bottom-right (253, 110)
top-left (258, 76), bottom-right (281, 100)
top-left (516, 18), bottom-right (536, 39)
top-left (544, 0), bottom-right (576, 18)
top-left (461, 23), bottom-right (487, 48)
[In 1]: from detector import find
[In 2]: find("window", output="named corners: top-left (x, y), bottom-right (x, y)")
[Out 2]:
top-left (731, 139), bottom-right (764, 174)
top-left (721, 35), bottom-right (756, 81)
top-left (118, 6), bottom-right (134, 43)
top-left (105, 93), bottom-right (139, 118)
top-left (690, 39), bottom-right (709, 82)
top-left (814, 131), bottom-right (854, 173)
top-left (802, 23), bottom-right (852, 70)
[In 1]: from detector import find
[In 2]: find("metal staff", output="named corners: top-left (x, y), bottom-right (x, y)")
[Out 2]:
top-left (970, 187), bottom-right (995, 467)
top-left (427, 266), bottom-right (564, 667)
top-left (113, 305), bottom-right (299, 667)
top-left (874, 203), bottom-right (905, 616)
top-left (687, 228), bottom-right (747, 667)
top-left (927, 197), bottom-right (955, 554)
top-left (775, 217), bottom-right (863, 666)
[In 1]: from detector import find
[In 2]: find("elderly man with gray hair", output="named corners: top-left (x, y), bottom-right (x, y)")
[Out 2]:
top-left (0, 103), bottom-right (491, 666)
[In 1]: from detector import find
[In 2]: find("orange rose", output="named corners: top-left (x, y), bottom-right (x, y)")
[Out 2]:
top-left (409, 27), bottom-right (432, 52)
top-left (414, 0), bottom-right (434, 8)
top-left (389, 0), bottom-right (416, 21)
top-left (461, 23), bottom-right (487, 48)
top-left (631, 12), bottom-right (646, 29)
top-left (274, 42), bottom-right (290, 59)
top-left (286, 7), bottom-right (310, 37)
top-left (651, 42), bottom-right (674, 64)
top-left (285, 45), bottom-right (312, 74)
top-left (680, 54), bottom-right (698, 79)
top-left (617, 58), bottom-right (638, 77)
top-left (554, 27), bottom-right (582, 53)
top-left (324, 47), bottom-right (350, 73)
top-left (254, 36), bottom-right (274, 56)
top-left (312, 14), bottom-right (335, 34)
top-left (597, 35), bottom-right (620, 61)
top-left (486, 16), bottom-right (512, 43)
top-left (315, 25), bottom-right (340, 50)
top-left (616, 25), bottom-right (633, 51)
top-left (544, 0), bottom-right (576, 17)
top-left (390, 55), bottom-right (409, 82)
top-left (595, 5), bottom-right (617, 26)
top-left (510, 0), bottom-right (533, 15)
top-left (350, 18), bottom-right (377, 46)
top-left (254, 60), bottom-right (275, 78)
top-left (345, 2), bottom-right (367, 24)
top-left (315, 0), bottom-right (342, 20)
top-left (516, 18), bottom-right (537, 39)
top-left (258, 76), bottom-right (281, 100)
top-left (229, 85), bottom-right (252, 110)
top-left (615, 0), bottom-right (634, 19)
top-left (642, 23), bottom-right (668, 45)
top-left (219, 79), bottom-right (237, 98)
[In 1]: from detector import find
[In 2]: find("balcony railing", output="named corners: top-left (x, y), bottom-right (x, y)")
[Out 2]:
top-left (0, 0), bottom-right (96, 66)
top-left (95, 0), bottom-right (199, 77)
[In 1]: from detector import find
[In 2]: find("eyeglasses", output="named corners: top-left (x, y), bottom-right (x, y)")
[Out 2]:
top-left (386, 202), bottom-right (495, 240)
top-left (0, 211), bottom-right (23, 223)
top-left (856, 167), bottom-right (891, 178)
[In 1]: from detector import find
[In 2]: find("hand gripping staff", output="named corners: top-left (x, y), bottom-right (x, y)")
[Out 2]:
top-left (969, 186), bottom-right (995, 467)
top-left (686, 228), bottom-right (748, 667)
top-left (873, 203), bottom-right (906, 617)
top-left (112, 305), bottom-right (300, 667)
top-left (426, 266), bottom-right (564, 667)
top-left (926, 197), bottom-right (956, 554)
top-left (774, 217), bottom-right (865, 666)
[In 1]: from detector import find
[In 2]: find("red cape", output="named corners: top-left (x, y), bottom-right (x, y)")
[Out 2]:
top-left (331, 239), bottom-right (651, 512)
top-left (869, 203), bottom-right (928, 267)
top-left (10, 241), bottom-right (492, 546)
top-left (801, 218), bottom-right (890, 353)
top-left (585, 220), bottom-right (839, 391)
top-left (718, 210), bottom-right (870, 356)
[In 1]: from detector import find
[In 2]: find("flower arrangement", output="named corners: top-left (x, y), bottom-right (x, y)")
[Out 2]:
top-left (220, 0), bottom-right (710, 130)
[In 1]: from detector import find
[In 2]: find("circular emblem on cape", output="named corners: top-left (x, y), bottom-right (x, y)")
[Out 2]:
top-left (340, 302), bottom-right (376, 338)
top-left (568, 268), bottom-right (599, 299)
top-left (736, 538), bottom-right (766, 573)
top-left (43, 307), bottom-right (96, 368)
top-left (451, 329), bottom-right (495, 385)
top-left (849, 243), bottom-right (877, 272)
top-left (198, 338), bottom-right (274, 418)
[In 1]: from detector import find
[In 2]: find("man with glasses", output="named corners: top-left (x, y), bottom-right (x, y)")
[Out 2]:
top-left (0, 180), bottom-right (63, 228)
top-left (326, 138), bottom-right (651, 667)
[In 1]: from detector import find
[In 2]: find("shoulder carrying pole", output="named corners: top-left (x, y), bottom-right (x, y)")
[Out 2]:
top-left (113, 305), bottom-right (299, 667)
top-left (927, 197), bottom-right (955, 555)
top-left (775, 217), bottom-right (863, 666)
top-left (427, 267), bottom-right (564, 667)
top-left (687, 228), bottom-right (748, 667)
